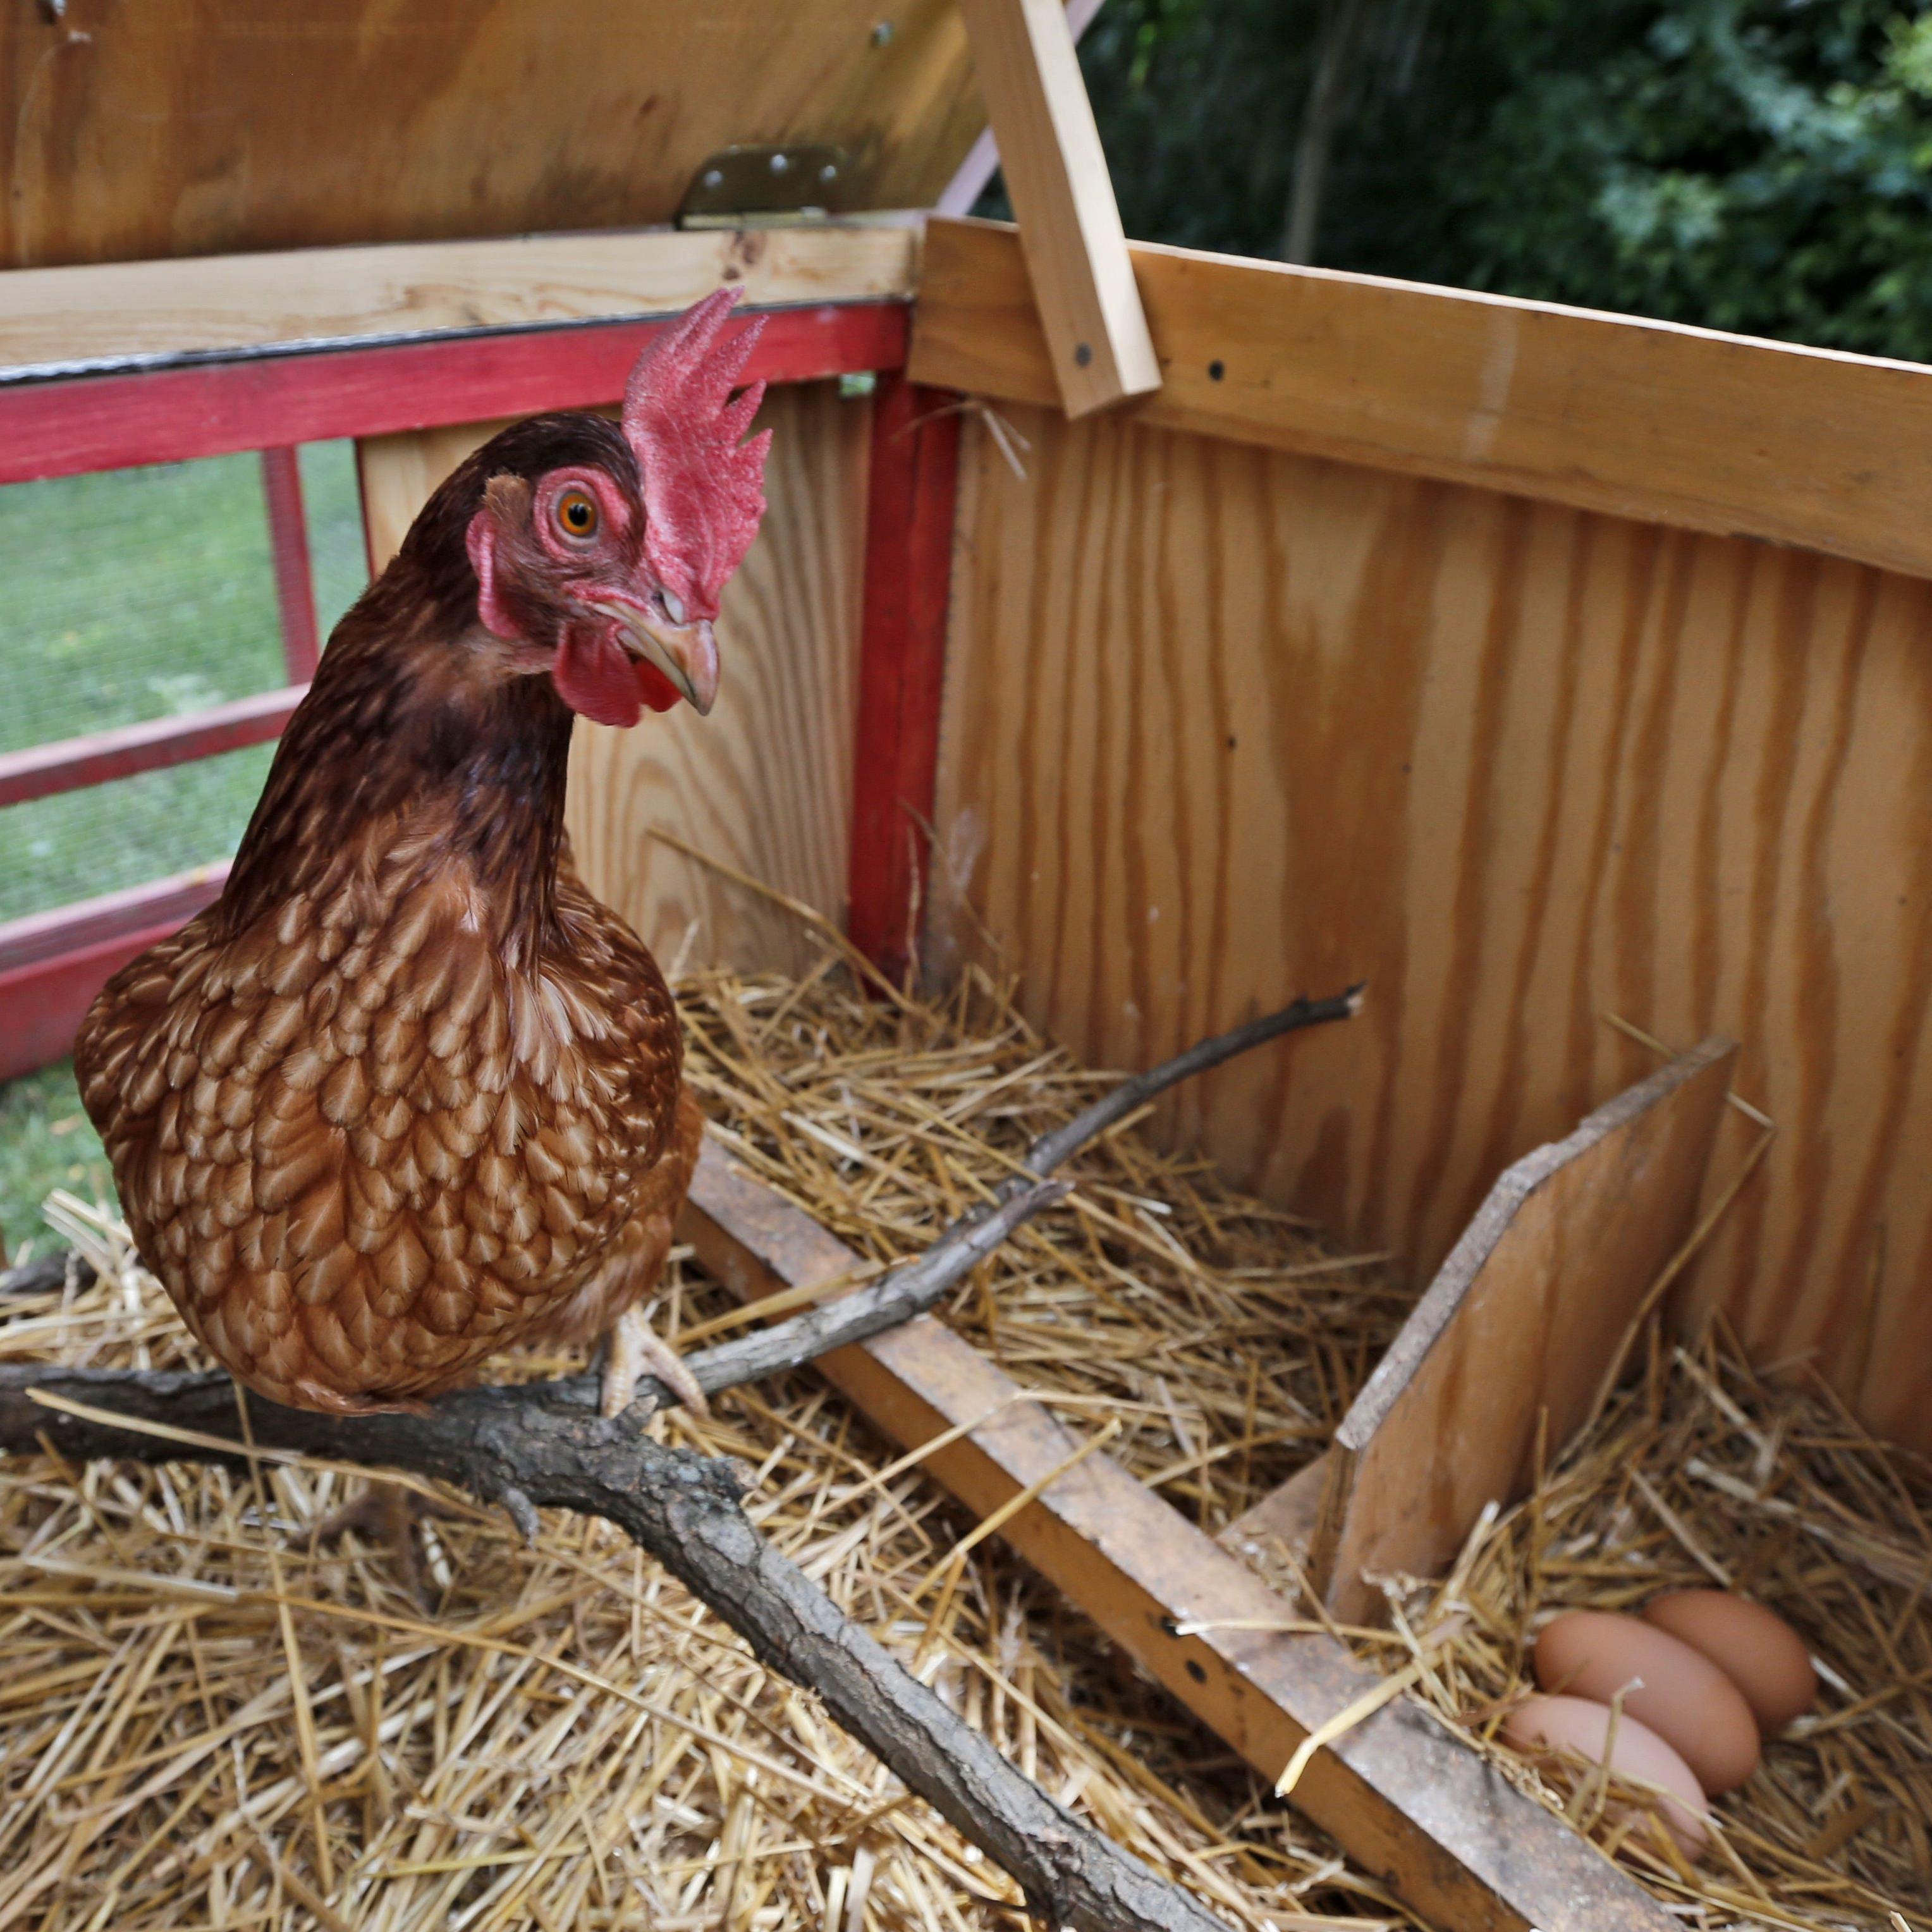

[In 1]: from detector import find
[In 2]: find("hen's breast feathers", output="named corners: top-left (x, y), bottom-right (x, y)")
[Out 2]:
top-left (75, 843), bottom-right (683, 1412)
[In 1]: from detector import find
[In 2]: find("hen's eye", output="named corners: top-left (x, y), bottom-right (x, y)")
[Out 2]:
top-left (556, 489), bottom-right (599, 538)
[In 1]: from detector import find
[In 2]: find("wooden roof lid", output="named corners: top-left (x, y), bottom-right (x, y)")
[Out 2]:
top-left (3, 0), bottom-right (989, 270)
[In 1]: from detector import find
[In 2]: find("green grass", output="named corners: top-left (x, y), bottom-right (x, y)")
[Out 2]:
top-left (0, 1061), bottom-right (108, 1263)
top-left (0, 444), bottom-right (369, 1259)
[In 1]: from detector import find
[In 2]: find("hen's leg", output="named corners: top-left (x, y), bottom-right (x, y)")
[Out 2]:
top-left (601, 1303), bottom-right (710, 1418)
top-left (308, 1486), bottom-right (464, 1601)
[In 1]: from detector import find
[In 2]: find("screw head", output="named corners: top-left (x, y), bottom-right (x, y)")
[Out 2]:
top-left (821, 162), bottom-right (838, 183)
top-left (871, 19), bottom-right (894, 44)
top-left (702, 168), bottom-right (723, 190)
top-left (1073, 341), bottom-right (1093, 368)
top-left (770, 151), bottom-right (790, 173)
top-left (1208, 358), bottom-right (1226, 381)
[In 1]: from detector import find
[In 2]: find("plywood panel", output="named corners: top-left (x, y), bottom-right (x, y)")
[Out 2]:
top-left (2, 1), bottom-right (981, 269)
top-left (358, 382), bottom-right (869, 975)
top-left (1321, 1041), bottom-right (1734, 1624)
top-left (929, 403), bottom-right (1932, 1454)
top-left (911, 217), bottom-right (1932, 584)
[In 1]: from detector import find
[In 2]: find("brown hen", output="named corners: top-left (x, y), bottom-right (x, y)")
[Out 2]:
top-left (75, 291), bottom-right (771, 1421)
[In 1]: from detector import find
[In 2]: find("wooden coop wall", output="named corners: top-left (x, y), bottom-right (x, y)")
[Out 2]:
top-left (919, 221), bottom-right (1932, 1455)
top-left (1, 0), bottom-right (986, 269)
top-left (357, 382), bottom-right (873, 977)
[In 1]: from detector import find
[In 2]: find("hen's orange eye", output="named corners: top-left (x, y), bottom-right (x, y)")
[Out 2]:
top-left (556, 489), bottom-right (599, 538)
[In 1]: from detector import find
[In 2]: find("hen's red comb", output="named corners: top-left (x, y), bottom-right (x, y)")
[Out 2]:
top-left (621, 288), bottom-right (771, 623)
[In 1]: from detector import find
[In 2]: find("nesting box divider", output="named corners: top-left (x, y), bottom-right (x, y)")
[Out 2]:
top-left (1230, 1039), bottom-right (1738, 1625)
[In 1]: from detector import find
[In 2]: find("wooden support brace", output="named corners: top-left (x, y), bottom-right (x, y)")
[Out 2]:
top-left (957, 0), bottom-right (1160, 417)
top-left (847, 375), bottom-right (963, 982)
top-left (680, 1142), bottom-right (1678, 1932)
top-left (1230, 1039), bottom-right (1739, 1627)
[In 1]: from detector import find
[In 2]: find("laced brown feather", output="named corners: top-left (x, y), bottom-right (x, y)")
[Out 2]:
top-left (75, 415), bottom-right (694, 1414)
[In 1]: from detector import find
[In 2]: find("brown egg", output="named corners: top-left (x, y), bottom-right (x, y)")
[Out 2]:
top-left (1642, 1591), bottom-right (1816, 1737)
top-left (1503, 1694), bottom-right (1709, 1856)
top-left (1534, 1610), bottom-right (1760, 1794)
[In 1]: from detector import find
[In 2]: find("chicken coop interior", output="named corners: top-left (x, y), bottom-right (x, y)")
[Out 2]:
top-left (0, 4), bottom-right (1928, 1931)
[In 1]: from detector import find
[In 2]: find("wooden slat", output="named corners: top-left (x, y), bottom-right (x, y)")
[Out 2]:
top-left (260, 449), bottom-right (322, 684)
top-left (1, 2), bottom-right (981, 270)
top-left (1287, 1042), bottom-right (1736, 1626)
top-left (355, 382), bottom-right (872, 979)
top-left (0, 687), bottom-right (304, 809)
top-left (910, 215), bottom-right (1932, 582)
top-left (845, 376), bottom-right (963, 980)
top-left (0, 865), bottom-right (228, 976)
top-left (0, 303), bottom-right (906, 489)
top-left (0, 225), bottom-right (920, 379)
top-left (679, 1141), bottom-right (1678, 1932)
top-left (927, 399), bottom-right (1932, 1456)
top-left (955, 2), bottom-right (1159, 417)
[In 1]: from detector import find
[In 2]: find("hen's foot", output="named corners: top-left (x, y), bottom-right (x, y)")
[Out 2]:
top-left (601, 1304), bottom-right (710, 1421)
top-left (307, 1485), bottom-right (463, 1601)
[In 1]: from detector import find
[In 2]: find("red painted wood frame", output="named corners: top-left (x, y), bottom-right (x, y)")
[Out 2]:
top-left (845, 376), bottom-right (962, 986)
top-left (0, 300), bottom-right (912, 1085)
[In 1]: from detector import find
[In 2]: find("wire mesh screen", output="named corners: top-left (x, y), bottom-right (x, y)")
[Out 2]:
top-left (0, 443), bottom-right (366, 924)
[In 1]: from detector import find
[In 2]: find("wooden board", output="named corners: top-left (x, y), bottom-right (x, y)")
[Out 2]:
top-left (1302, 1042), bottom-right (1735, 1625)
top-left (680, 1141), bottom-right (1679, 1932)
top-left (955, 0), bottom-right (1158, 415)
top-left (358, 381), bottom-right (871, 978)
top-left (0, 224), bottom-right (919, 377)
top-left (1, 1), bottom-right (984, 270)
top-left (927, 398), bottom-right (1932, 1457)
top-left (910, 216), bottom-right (1932, 584)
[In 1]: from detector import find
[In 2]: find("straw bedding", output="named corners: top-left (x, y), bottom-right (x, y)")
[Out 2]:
top-left (0, 959), bottom-right (1924, 1931)
top-left (0, 962), bottom-right (1415, 1931)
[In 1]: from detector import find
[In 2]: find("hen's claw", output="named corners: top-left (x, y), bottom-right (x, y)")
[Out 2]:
top-left (307, 1485), bottom-right (463, 1602)
top-left (601, 1304), bottom-right (710, 1420)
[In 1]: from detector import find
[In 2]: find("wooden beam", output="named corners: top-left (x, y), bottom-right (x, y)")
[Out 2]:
top-left (955, 0), bottom-right (1159, 417)
top-left (846, 376), bottom-right (963, 981)
top-left (0, 687), bottom-right (304, 810)
top-left (680, 1142), bottom-right (1679, 1932)
top-left (0, 225), bottom-right (920, 379)
top-left (0, 864), bottom-right (228, 978)
top-left (910, 215), bottom-right (1932, 581)
top-left (0, 302), bottom-right (907, 490)
top-left (1263, 1041), bottom-right (1737, 1627)
top-left (260, 449), bottom-right (321, 684)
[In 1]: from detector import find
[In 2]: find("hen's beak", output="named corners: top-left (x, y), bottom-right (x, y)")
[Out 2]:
top-left (632, 615), bottom-right (720, 716)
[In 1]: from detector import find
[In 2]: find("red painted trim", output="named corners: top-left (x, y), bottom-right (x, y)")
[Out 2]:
top-left (0, 685), bottom-right (305, 809)
top-left (0, 865), bottom-right (229, 975)
top-left (0, 920), bottom-right (192, 1085)
top-left (845, 376), bottom-right (962, 983)
top-left (260, 447), bottom-right (322, 682)
top-left (0, 303), bottom-right (908, 487)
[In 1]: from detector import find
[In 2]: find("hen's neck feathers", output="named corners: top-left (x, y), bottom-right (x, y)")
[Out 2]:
top-left (221, 494), bottom-right (574, 970)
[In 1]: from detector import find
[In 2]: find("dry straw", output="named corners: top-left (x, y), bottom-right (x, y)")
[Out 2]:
top-left (0, 961), bottom-right (1412, 1931)
top-left (3, 959), bottom-right (1925, 1929)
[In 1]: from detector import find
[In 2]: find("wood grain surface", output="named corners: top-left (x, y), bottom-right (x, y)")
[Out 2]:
top-left (2, 1), bottom-right (980, 269)
top-left (0, 224), bottom-right (919, 377)
top-left (358, 382), bottom-right (869, 975)
top-left (928, 400), bottom-right (1932, 1454)
top-left (911, 217), bottom-right (1932, 584)
top-left (1319, 1041), bottom-right (1735, 1624)
top-left (682, 1141), bottom-right (1678, 1932)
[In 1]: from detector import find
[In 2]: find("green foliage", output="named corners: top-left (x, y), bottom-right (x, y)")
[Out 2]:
top-left (1078, 0), bottom-right (1932, 362)
top-left (1436, 0), bottom-right (1932, 358)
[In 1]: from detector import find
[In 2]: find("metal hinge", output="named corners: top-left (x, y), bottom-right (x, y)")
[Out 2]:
top-left (677, 145), bottom-right (853, 230)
